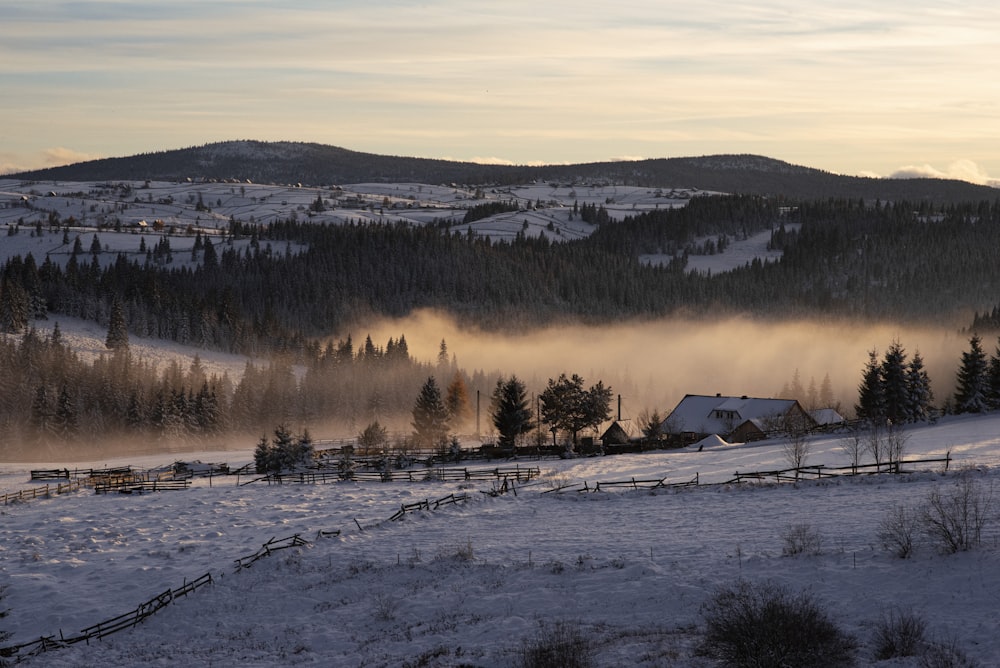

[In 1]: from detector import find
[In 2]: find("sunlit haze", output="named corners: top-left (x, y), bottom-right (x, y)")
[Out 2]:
top-left (362, 310), bottom-right (968, 418)
top-left (2, 1), bottom-right (999, 184)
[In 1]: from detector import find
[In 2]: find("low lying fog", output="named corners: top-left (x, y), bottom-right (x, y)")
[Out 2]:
top-left (364, 310), bottom-right (971, 416)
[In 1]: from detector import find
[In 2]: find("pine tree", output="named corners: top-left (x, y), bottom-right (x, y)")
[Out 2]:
top-left (53, 385), bottom-right (78, 439)
top-left (987, 339), bottom-right (1000, 410)
top-left (490, 375), bottom-right (533, 448)
top-left (412, 376), bottom-right (450, 448)
top-left (905, 350), bottom-right (933, 422)
top-left (445, 372), bottom-right (471, 429)
top-left (855, 349), bottom-right (884, 420)
top-left (105, 297), bottom-right (129, 350)
top-left (881, 341), bottom-right (909, 423)
top-left (819, 373), bottom-right (835, 408)
top-left (955, 334), bottom-right (989, 413)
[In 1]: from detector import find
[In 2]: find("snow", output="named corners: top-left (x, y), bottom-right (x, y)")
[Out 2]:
top-left (2, 415), bottom-right (1000, 666)
top-left (0, 179), bottom-right (743, 259)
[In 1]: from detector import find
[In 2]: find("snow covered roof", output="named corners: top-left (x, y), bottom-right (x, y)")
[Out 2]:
top-left (809, 408), bottom-right (845, 425)
top-left (692, 433), bottom-right (730, 449)
top-left (664, 394), bottom-right (804, 437)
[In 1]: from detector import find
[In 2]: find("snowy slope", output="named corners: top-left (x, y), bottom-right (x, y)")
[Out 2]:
top-left (1, 416), bottom-right (999, 666)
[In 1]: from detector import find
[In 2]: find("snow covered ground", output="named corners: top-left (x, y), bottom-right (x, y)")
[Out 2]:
top-left (0, 179), bottom-right (745, 266)
top-left (2, 415), bottom-right (999, 666)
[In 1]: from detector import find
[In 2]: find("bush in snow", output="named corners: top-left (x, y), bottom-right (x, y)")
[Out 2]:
top-left (699, 580), bottom-right (856, 668)
top-left (921, 474), bottom-right (994, 554)
top-left (879, 502), bottom-right (920, 558)
top-left (872, 607), bottom-right (927, 660)
top-left (517, 619), bottom-right (594, 668)
top-left (919, 636), bottom-right (978, 668)
top-left (781, 523), bottom-right (822, 556)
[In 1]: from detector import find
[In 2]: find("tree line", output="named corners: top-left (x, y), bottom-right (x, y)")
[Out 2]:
top-left (5, 196), bottom-right (1000, 367)
top-left (0, 323), bottom-right (497, 458)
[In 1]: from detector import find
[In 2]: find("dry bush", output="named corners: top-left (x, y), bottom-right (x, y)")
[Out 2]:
top-left (872, 608), bottom-right (927, 660)
top-left (781, 523), bottom-right (822, 556)
top-left (517, 620), bottom-right (594, 668)
top-left (921, 475), bottom-right (994, 554)
top-left (699, 580), bottom-right (856, 668)
top-left (879, 502), bottom-right (920, 558)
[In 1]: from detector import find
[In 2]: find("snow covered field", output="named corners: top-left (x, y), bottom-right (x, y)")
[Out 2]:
top-left (0, 179), bottom-right (726, 263)
top-left (2, 416), bottom-right (999, 666)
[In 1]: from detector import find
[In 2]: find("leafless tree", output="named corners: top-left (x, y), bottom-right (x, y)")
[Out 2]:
top-left (840, 425), bottom-right (864, 474)
top-left (884, 424), bottom-right (909, 472)
top-left (922, 474), bottom-right (994, 553)
top-left (783, 427), bottom-right (811, 477)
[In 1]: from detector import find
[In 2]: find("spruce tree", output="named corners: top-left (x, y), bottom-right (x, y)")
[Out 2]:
top-left (445, 372), bottom-right (471, 429)
top-left (881, 341), bottom-right (909, 423)
top-left (987, 339), bottom-right (1000, 409)
top-left (955, 334), bottom-right (989, 413)
top-left (105, 297), bottom-right (129, 350)
top-left (412, 376), bottom-right (450, 448)
top-left (490, 375), bottom-right (534, 448)
top-left (905, 350), bottom-right (933, 422)
top-left (855, 349), bottom-right (884, 420)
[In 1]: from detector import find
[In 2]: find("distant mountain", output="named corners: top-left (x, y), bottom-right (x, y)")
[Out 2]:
top-left (8, 140), bottom-right (998, 203)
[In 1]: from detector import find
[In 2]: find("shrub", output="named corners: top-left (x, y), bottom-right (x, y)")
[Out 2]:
top-left (781, 523), bottom-right (822, 556)
top-left (517, 620), bottom-right (594, 668)
top-left (879, 503), bottom-right (920, 558)
top-left (919, 636), bottom-right (977, 668)
top-left (921, 475), bottom-right (993, 554)
top-left (699, 580), bottom-right (856, 668)
top-left (872, 608), bottom-right (927, 660)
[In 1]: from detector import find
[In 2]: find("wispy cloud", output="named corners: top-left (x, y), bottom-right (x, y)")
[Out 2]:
top-left (890, 160), bottom-right (1000, 188)
top-left (2, 1), bottom-right (999, 175)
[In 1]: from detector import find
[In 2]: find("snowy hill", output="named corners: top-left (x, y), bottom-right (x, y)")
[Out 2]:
top-left (1, 416), bottom-right (999, 665)
top-left (0, 178), bottom-right (716, 253)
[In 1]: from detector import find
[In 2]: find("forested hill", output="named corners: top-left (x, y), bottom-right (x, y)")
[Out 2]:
top-left (5, 196), bottom-right (1000, 362)
top-left (9, 140), bottom-right (998, 204)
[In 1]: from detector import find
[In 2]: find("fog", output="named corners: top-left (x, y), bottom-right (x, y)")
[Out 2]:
top-left (365, 309), bottom-right (971, 417)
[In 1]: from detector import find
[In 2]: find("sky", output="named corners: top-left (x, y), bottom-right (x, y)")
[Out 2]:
top-left (2, 1), bottom-right (999, 185)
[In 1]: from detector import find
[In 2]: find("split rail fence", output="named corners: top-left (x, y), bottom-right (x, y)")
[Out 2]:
top-left (0, 573), bottom-right (212, 663)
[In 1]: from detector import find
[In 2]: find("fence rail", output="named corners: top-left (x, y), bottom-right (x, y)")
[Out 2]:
top-left (0, 573), bottom-right (213, 662)
top-left (725, 454), bottom-right (952, 485)
top-left (1, 479), bottom-right (86, 506)
top-left (234, 534), bottom-right (310, 571)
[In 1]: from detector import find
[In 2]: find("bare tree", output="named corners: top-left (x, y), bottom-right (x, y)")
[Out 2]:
top-left (839, 425), bottom-right (864, 474)
top-left (783, 428), bottom-right (811, 477)
top-left (884, 424), bottom-right (909, 472)
top-left (922, 475), bottom-right (994, 553)
top-left (878, 502), bottom-right (919, 558)
top-left (865, 419), bottom-right (887, 468)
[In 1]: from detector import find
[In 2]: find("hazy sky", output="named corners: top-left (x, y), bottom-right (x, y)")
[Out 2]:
top-left (2, 1), bottom-right (999, 184)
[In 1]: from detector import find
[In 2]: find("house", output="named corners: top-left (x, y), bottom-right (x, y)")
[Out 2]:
top-left (600, 421), bottom-right (630, 446)
top-left (809, 408), bottom-right (845, 427)
top-left (662, 394), bottom-right (815, 444)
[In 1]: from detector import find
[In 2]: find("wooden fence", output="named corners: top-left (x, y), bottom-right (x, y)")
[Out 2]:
top-left (725, 454), bottom-right (952, 485)
top-left (234, 534), bottom-right (310, 571)
top-left (0, 573), bottom-right (212, 662)
top-left (543, 473), bottom-right (700, 495)
top-left (1, 479), bottom-right (86, 506)
top-left (387, 492), bottom-right (470, 522)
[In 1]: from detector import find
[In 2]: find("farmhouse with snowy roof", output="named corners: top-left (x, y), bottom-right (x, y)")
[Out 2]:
top-left (662, 394), bottom-right (814, 444)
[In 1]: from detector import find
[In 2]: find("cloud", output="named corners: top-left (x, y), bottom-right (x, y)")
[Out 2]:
top-left (42, 147), bottom-right (101, 167)
top-left (889, 160), bottom-right (1000, 187)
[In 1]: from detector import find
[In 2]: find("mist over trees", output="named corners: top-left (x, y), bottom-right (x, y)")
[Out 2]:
top-left (6, 190), bottom-right (1000, 456)
top-left (0, 325), bottom-right (497, 458)
top-left (5, 196), bottom-right (1000, 366)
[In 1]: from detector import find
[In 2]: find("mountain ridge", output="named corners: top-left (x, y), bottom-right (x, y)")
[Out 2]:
top-left (7, 140), bottom-right (997, 203)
